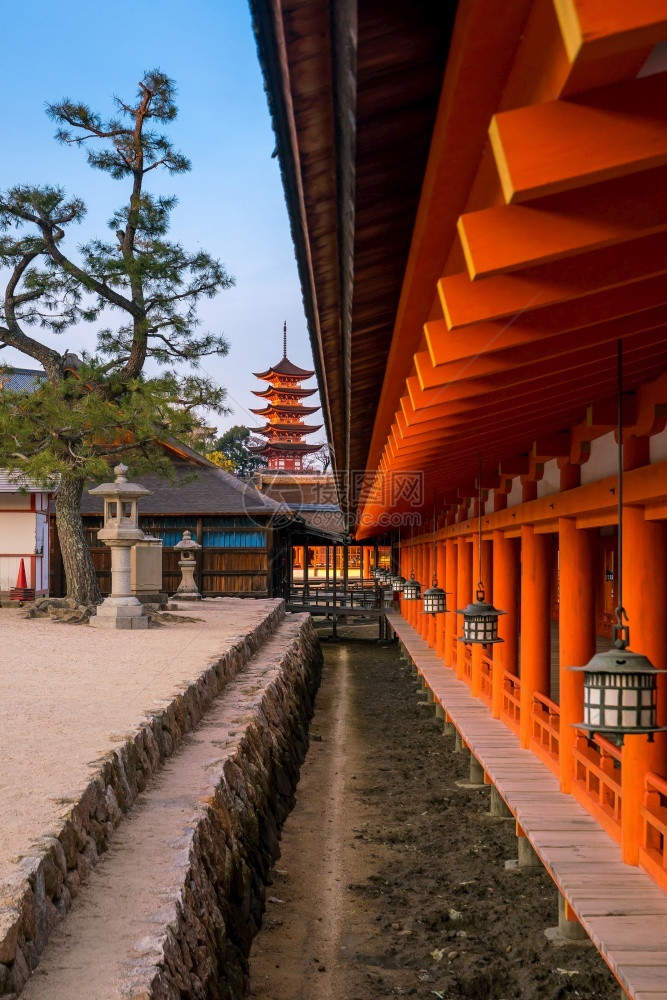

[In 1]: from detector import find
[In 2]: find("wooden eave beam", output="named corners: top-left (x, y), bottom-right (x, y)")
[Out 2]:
top-left (364, 0), bottom-right (533, 475)
top-left (431, 273), bottom-right (667, 358)
top-left (388, 354), bottom-right (667, 470)
top-left (419, 309), bottom-right (667, 390)
top-left (438, 228), bottom-right (667, 330)
top-left (457, 165), bottom-right (667, 279)
top-left (554, 0), bottom-right (667, 64)
top-left (489, 71), bottom-right (667, 204)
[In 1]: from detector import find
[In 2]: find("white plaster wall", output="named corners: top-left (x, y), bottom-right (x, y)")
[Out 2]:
top-left (537, 458), bottom-right (560, 498)
top-left (650, 426), bottom-right (667, 464)
top-left (485, 493), bottom-right (494, 515)
top-left (506, 477), bottom-right (523, 508)
top-left (0, 512), bottom-right (36, 554)
top-left (580, 431), bottom-right (616, 485)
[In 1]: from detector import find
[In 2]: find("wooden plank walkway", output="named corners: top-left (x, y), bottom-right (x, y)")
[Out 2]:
top-left (387, 612), bottom-right (667, 1000)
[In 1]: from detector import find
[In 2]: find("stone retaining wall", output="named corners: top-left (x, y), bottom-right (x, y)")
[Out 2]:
top-left (121, 613), bottom-right (322, 999)
top-left (0, 601), bottom-right (288, 998)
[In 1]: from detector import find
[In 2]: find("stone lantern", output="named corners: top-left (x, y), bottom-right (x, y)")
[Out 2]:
top-left (174, 530), bottom-right (202, 600)
top-left (88, 464), bottom-right (151, 629)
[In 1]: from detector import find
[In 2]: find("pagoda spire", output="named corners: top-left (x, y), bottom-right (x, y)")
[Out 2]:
top-left (283, 320), bottom-right (287, 359)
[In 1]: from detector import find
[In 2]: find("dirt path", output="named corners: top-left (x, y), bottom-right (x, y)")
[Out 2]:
top-left (249, 624), bottom-right (620, 1000)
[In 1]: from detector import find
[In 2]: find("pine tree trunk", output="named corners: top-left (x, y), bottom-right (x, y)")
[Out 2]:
top-left (55, 472), bottom-right (102, 605)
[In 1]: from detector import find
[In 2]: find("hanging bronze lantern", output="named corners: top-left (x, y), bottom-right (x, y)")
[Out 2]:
top-left (457, 458), bottom-right (505, 643)
top-left (571, 636), bottom-right (666, 746)
top-left (391, 574), bottom-right (407, 592)
top-left (457, 586), bottom-right (505, 645)
top-left (403, 573), bottom-right (421, 600)
top-left (423, 578), bottom-right (447, 615)
top-left (570, 341), bottom-right (666, 745)
top-left (422, 494), bottom-right (448, 616)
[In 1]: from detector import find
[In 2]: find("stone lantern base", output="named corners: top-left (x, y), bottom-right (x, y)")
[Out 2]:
top-left (90, 597), bottom-right (150, 630)
top-left (175, 589), bottom-right (202, 602)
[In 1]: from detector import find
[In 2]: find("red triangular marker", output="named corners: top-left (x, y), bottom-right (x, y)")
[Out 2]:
top-left (16, 558), bottom-right (27, 590)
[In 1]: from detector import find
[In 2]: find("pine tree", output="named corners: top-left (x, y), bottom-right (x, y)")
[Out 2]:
top-left (213, 425), bottom-right (266, 478)
top-left (0, 71), bottom-right (234, 604)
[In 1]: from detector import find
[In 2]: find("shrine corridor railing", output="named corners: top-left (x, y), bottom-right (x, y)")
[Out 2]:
top-left (500, 668), bottom-right (521, 736)
top-left (479, 654), bottom-right (493, 707)
top-left (531, 693), bottom-right (560, 776)
top-left (640, 771), bottom-right (667, 893)
top-left (571, 734), bottom-right (622, 844)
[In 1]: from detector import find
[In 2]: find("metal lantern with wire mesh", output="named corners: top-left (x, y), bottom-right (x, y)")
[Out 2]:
top-left (403, 574), bottom-right (421, 600)
top-left (570, 629), bottom-right (667, 746)
top-left (391, 574), bottom-right (407, 593)
top-left (457, 587), bottom-right (505, 645)
top-left (568, 340), bottom-right (667, 745)
top-left (423, 579), bottom-right (447, 615)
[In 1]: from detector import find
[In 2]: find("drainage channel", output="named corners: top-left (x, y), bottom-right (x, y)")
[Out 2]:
top-left (248, 621), bottom-right (620, 1000)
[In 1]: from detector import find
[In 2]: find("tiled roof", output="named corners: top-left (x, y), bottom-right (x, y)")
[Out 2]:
top-left (253, 355), bottom-right (315, 379)
top-left (81, 463), bottom-right (287, 517)
top-left (292, 507), bottom-right (347, 539)
top-left (1, 368), bottom-right (46, 392)
top-left (0, 470), bottom-right (52, 493)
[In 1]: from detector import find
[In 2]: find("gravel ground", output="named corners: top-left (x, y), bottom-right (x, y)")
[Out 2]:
top-left (0, 598), bottom-right (280, 886)
top-left (249, 621), bottom-right (620, 1000)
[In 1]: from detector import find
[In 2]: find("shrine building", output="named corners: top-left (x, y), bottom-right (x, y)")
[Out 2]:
top-left (250, 0), bottom-right (667, 991)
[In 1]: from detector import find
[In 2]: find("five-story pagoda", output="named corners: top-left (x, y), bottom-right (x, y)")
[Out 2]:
top-left (250, 323), bottom-right (322, 472)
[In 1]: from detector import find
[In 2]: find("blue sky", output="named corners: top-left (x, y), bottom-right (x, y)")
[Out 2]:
top-left (0, 0), bottom-right (319, 436)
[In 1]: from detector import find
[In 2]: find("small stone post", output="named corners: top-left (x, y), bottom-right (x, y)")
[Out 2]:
top-left (89, 464), bottom-right (151, 630)
top-left (174, 530), bottom-right (202, 600)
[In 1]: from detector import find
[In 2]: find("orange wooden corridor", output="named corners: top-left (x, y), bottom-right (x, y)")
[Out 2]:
top-left (388, 611), bottom-right (667, 1000)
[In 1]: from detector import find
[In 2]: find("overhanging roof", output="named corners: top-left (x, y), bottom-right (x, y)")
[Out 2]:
top-left (249, 0), bottom-right (457, 492)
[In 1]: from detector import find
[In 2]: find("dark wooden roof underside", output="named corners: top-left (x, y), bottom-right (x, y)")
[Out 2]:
top-left (250, 0), bottom-right (456, 491)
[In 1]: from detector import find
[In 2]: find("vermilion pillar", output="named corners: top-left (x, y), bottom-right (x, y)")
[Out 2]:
top-left (419, 542), bottom-right (433, 642)
top-left (492, 531), bottom-right (519, 718)
top-left (415, 540), bottom-right (424, 629)
top-left (620, 507), bottom-right (667, 864)
top-left (481, 539), bottom-right (493, 601)
top-left (363, 545), bottom-right (371, 581)
top-left (471, 533), bottom-right (482, 696)
top-left (519, 526), bottom-right (551, 749)
top-left (456, 538), bottom-right (472, 678)
top-left (436, 539), bottom-right (447, 657)
top-left (558, 518), bottom-right (595, 792)
top-left (444, 538), bottom-right (458, 668)
top-left (427, 542), bottom-right (438, 649)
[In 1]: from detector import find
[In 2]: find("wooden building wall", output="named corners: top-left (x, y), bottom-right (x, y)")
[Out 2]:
top-left (50, 514), bottom-right (288, 599)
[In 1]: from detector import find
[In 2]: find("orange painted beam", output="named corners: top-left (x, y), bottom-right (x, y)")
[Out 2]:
top-left (489, 72), bottom-right (667, 204)
top-left (419, 309), bottom-right (667, 390)
top-left (499, 0), bottom-right (655, 110)
top-left (392, 371), bottom-right (665, 470)
top-left (357, 456), bottom-right (667, 541)
top-left (392, 366), bottom-right (661, 464)
top-left (364, 0), bottom-right (532, 476)
top-left (385, 357), bottom-right (667, 475)
top-left (432, 273), bottom-right (667, 354)
top-left (409, 329), bottom-right (667, 408)
top-left (439, 229), bottom-right (667, 329)
top-left (554, 0), bottom-right (667, 63)
top-left (457, 166), bottom-right (667, 279)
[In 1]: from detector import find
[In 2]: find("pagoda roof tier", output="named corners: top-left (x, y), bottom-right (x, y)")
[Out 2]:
top-left (249, 441), bottom-right (323, 455)
top-left (253, 355), bottom-right (315, 380)
top-left (250, 421), bottom-right (323, 435)
top-left (250, 403), bottom-right (321, 417)
top-left (253, 385), bottom-right (317, 399)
